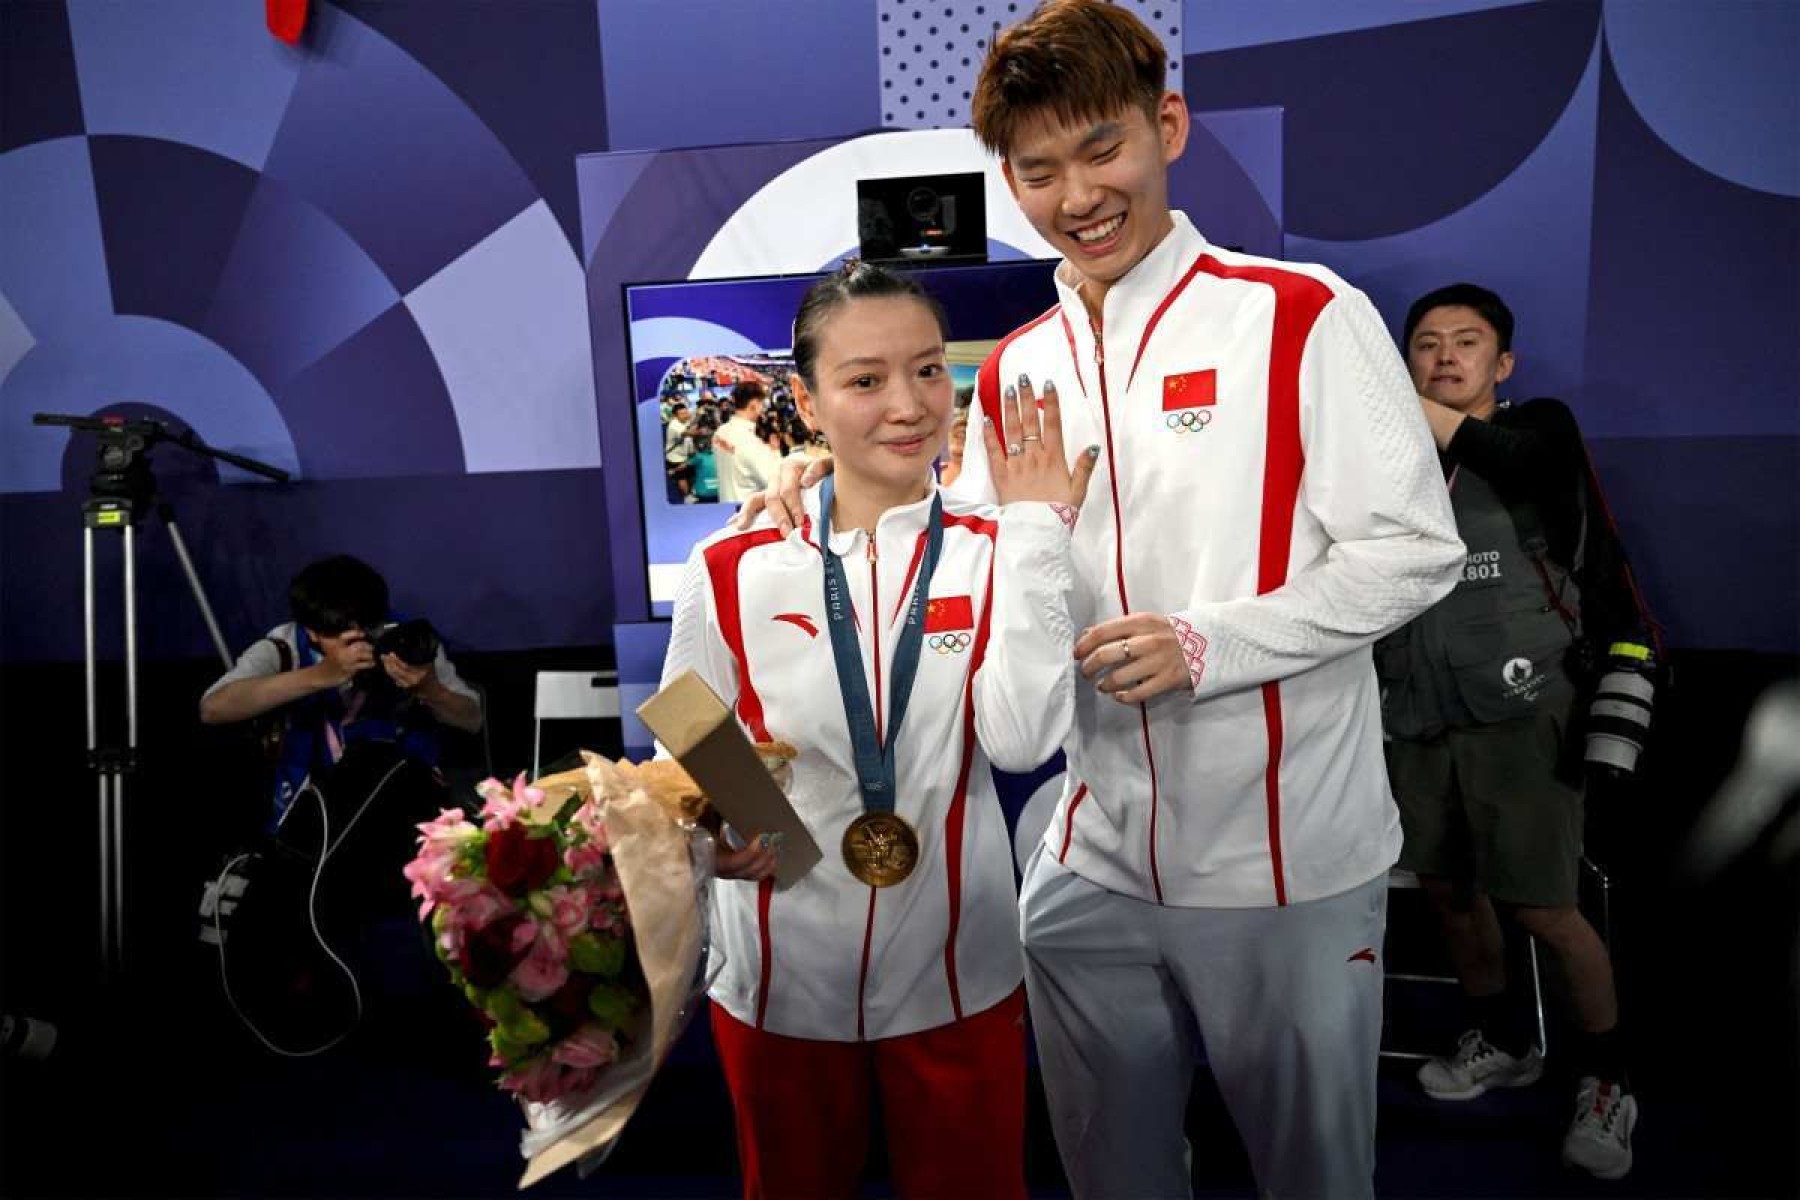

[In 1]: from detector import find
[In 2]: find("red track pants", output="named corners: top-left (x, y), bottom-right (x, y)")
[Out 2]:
top-left (709, 987), bottom-right (1027, 1199)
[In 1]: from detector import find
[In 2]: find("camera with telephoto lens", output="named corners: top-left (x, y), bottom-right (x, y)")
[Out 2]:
top-left (1585, 641), bottom-right (1656, 778)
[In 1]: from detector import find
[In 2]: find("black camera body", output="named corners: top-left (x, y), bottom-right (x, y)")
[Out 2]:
top-left (369, 618), bottom-right (439, 667)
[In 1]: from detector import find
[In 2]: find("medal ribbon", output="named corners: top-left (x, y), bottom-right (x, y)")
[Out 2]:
top-left (819, 477), bottom-right (943, 817)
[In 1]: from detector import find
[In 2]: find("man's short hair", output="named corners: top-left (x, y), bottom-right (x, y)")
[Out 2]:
top-left (971, 0), bottom-right (1167, 158)
top-left (730, 381), bottom-right (767, 410)
top-left (290, 555), bottom-right (389, 634)
top-left (1403, 283), bottom-right (1516, 353)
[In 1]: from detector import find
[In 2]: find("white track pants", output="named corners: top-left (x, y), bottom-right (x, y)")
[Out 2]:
top-left (1020, 848), bottom-right (1388, 1200)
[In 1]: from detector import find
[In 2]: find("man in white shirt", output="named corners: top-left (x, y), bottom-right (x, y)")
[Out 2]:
top-left (713, 382), bottom-right (782, 503)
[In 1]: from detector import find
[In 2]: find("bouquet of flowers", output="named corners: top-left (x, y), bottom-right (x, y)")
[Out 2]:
top-left (404, 752), bottom-right (713, 1187)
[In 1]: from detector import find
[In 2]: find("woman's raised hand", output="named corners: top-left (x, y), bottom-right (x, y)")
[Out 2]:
top-left (982, 375), bottom-right (1099, 509)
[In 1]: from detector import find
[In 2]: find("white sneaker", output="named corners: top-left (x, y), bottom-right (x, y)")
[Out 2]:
top-left (1562, 1076), bottom-right (1638, 1180)
top-left (1417, 1028), bottom-right (1545, 1100)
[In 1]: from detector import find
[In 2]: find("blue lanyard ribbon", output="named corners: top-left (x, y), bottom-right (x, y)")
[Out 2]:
top-left (818, 478), bottom-right (943, 816)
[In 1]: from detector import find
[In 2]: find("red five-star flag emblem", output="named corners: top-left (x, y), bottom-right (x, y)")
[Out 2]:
top-left (1162, 369), bottom-right (1217, 410)
top-left (924, 595), bottom-right (974, 632)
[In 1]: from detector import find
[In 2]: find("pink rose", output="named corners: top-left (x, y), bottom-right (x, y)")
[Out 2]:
top-left (552, 1024), bottom-right (619, 1070)
top-left (499, 1056), bottom-right (565, 1103)
top-left (509, 934), bottom-right (570, 1002)
top-left (563, 840), bottom-right (607, 879)
top-left (543, 886), bottom-right (589, 940)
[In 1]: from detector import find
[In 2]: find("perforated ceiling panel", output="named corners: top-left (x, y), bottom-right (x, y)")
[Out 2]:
top-left (877, 0), bottom-right (1182, 131)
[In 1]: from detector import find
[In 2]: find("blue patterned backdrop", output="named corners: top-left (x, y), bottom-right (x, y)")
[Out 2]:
top-left (1, 0), bottom-right (1794, 662)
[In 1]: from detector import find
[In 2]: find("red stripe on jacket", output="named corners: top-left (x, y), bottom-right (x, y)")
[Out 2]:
top-left (703, 527), bottom-right (784, 1022)
top-left (704, 528), bottom-right (784, 742)
top-left (1192, 256), bottom-right (1333, 906)
top-left (940, 510), bottom-right (997, 1016)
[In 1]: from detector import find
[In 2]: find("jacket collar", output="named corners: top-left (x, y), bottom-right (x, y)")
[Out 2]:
top-left (1053, 210), bottom-right (1209, 343)
top-left (802, 478), bottom-right (940, 556)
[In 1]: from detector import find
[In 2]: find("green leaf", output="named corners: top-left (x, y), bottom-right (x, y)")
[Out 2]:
top-left (586, 983), bottom-right (637, 1031)
top-left (499, 1007), bottom-right (550, 1047)
top-left (489, 1027), bottom-right (535, 1063)
top-left (568, 933), bottom-right (625, 979)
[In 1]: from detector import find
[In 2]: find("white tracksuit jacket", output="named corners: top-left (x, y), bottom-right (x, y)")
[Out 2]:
top-left (662, 487), bottom-right (1076, 1040)
top-left (953, 212), bottom-right (1464, 909)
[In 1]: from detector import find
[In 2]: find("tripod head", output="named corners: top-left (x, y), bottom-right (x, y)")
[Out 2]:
top-left (34, 412), bottom-right (289, 525)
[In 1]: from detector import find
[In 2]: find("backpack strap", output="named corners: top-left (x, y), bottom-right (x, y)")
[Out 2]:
top-left (257, 636), bottom-right (296, 764)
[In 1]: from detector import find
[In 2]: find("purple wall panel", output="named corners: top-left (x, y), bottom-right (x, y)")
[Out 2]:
top-left (258, 4), bottom-right (537, 295)
top-left (1, 0), bottom-right (87, 153)
top-left (599, 1), bottom-right (880, 151)
top-left (274, 303), bottom-right (464, 480)
top-left (1185, 2), bottom-right (1601, 240)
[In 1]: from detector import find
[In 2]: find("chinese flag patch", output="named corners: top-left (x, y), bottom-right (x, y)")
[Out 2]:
top-left (1162, 369), bottom-right (1217, 410)
top-left (924, 595), bottom-right (974, 632)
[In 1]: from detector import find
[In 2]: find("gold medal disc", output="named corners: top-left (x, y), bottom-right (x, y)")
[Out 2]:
top-left (841, 812), bottom-right (920, 887)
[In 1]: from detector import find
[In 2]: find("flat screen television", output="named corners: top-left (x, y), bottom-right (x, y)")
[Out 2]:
top-left (622, 259), bottom-right (1061, 616)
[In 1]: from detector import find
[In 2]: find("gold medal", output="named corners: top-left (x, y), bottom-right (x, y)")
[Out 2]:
top-left (841, 812), bottom-right (920, 887)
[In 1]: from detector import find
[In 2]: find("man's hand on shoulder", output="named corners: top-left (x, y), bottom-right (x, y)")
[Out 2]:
top-left (729, 452), bottom-right (834, 535)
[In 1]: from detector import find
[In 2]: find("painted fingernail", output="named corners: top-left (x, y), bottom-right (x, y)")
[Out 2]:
top-left (1004, 385), bottom-right (1017, 401)
top-left (757, 832), bottom-right (774, 850)
top-left (1018, 373), bottom-right (1030, 388)
top-left (1044, 380), bottom-right (1057, 393)
top-left (1086, 445), bottom-right (1101, 458)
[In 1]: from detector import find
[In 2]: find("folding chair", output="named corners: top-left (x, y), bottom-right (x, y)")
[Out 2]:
top-left (1381, 868), bottom-right (1549, 1062)
top-left (531, 670), bottom-right (621, 778)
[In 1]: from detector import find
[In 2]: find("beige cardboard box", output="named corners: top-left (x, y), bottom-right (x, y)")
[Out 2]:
top-left (636, 670), bottom-right (821, 890)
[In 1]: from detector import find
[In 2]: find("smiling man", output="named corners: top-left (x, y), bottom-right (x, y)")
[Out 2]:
top-left (957, 4), bottom-right (1464, 1197)
top-left (1381, 283), bottom-right (1639, 1181)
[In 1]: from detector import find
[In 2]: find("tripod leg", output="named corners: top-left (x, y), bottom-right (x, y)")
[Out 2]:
top-left (124, 525), bottom-right (138, 753)
top-left (161, 514), bottom-right (232, 669)
top-left (85, 528), bottom-right (112, 977)
top-left (113, 526), bottom-right (140, 975)
top-left (83, 528), bottom-right (97, 754)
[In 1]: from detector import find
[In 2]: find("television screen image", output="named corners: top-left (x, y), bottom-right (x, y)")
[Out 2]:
top-left (623, 259), bottom-right (1058, 616)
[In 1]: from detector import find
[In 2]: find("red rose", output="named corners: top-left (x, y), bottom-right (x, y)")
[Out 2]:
top-left (485, 824), bottom-right (559, 895)
top-left (460, 913), bottom-right (526, 988)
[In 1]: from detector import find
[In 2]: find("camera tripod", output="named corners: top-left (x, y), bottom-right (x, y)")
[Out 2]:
top-left (33, 413), bottom-right (289, 979)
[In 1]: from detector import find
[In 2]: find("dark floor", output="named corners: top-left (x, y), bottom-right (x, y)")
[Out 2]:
top-left (3, 651), bottom-right (1796, 1198)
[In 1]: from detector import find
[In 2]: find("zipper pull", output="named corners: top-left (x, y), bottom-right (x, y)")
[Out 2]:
top-left (1090, 318), bottom-right (1105, 367)
top-left (865, 529), bottom-right (878, 563)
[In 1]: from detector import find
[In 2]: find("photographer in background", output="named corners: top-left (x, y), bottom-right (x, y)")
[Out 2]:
top-left (198, 554), bottom-right (481, 1052)
top-left (201, 554), bottom-right (481, 824)
top-left (1378, 284), bottom-right (1639, 1180)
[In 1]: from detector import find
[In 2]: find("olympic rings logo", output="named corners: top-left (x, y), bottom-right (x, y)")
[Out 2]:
top-left (1165, 409), bottom-right (1214, 433)
top-left (928, 632), bottom-right (972, 654)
